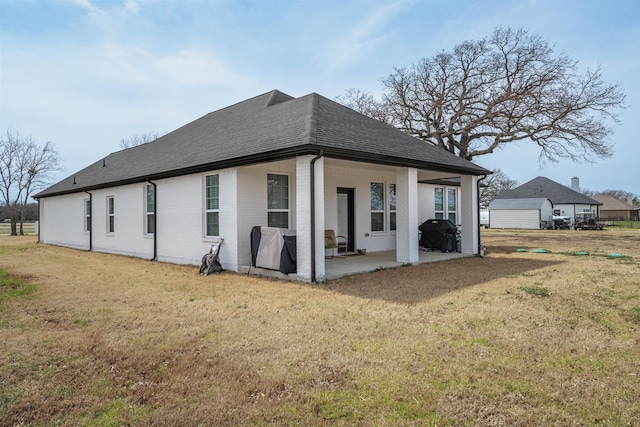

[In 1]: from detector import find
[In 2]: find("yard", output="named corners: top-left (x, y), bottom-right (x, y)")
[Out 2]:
top-left (1, 228), bottom-right (639, 426)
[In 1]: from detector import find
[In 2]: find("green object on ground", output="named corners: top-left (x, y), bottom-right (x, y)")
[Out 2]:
top-left (532, 249), bottom-right (549, 253)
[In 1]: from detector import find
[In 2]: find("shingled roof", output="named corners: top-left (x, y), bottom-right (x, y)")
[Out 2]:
top-left (591, 194), bottom-right (638, 210)
top-left (36, 90), bottom-right (489, 198)
top-left (495, 176), bottom-right (602, 205)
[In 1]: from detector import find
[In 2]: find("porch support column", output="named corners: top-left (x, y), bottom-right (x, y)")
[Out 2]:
top-left (395, 167), bottom-right (419, 264)
top-left (460, 174), bottom-right (479, 254)
top-left (296, 155), bottom-right (325, 282)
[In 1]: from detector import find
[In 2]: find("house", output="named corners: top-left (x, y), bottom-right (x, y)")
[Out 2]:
top-left (487, 198), bottom-right (553, 229)
top-left (490, 176), bottom-right (602, 228)
top-left (34, 90), bottom-right (489, 282)
top-left (591, 194), bottom-right (639, 221)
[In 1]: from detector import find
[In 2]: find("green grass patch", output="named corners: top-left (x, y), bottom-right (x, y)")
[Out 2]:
top-left (623, 307), bottom-right (640, 324)
top-left (0, 270), bottom-right (36, 309)
top-left (519, 285), bottom-right (551, 297)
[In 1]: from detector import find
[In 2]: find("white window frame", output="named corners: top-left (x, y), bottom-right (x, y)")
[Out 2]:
top-left (84, 198), bottom-right (91, 233)
top-left (434, 187), bottom-right (459, 223)
top-left (370, 181), bottom-right (385, 233)
top-left (204, 174), bottom-right (220, 238)
top-left (145, 184), bottom-right (155, 235)
top-left (267, 173), bottom-right (290, 228)
top-left (447, 188), bottom-right (458, 224)
top-left (389, 183), bottom-right (396, 232)
top-left (106, 196), bottom-right (115, 234)
top-left (434, 187), bottom-right (444, 219)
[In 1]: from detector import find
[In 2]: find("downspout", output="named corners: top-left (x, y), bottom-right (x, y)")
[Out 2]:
top-left (84, 191), bottom-right (92, 251)
top-left (310, 150), bottom-right (323, 283)
top-left (148, 179), bottom-right (157, 261)
top-left (477, 174), bottom-right (487, 255)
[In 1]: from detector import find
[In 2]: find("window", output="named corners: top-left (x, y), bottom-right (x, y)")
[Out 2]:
top-left (447, 188), bottom-right (457, 223)
top-left (145, 184), bottom-right (155, 235)
top-left (107, 196), bottom-right (114, 233)
top-left (267, 173), bottom-right (289, 228)
top-left (434, 187), bottom-right (458, 223)
top-left (434, 188), bottom-right (444, 219)
top-left (370, 182), bottom-right (385, 232)
top-left (84, 199), bottom-right (91, 232)
top-left (389, 183), bottom-right (397, 231)
top-left (205, 174), bottom-right (219, 237)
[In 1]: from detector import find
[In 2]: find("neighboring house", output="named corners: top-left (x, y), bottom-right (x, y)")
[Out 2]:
top-left (491, 176), bottom-right (601, 228)
top-left (591, 194), bottom-right (639, 221)
top-left (34, 90), bottom-right (488, 282)
top-left (487, 198), bottom-right (553, 229)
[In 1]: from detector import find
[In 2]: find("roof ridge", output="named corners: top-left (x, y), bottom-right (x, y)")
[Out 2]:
top-left (265, 90), bottom-right (295, 107)
top-left (302, 93), bottom-right (320, 146)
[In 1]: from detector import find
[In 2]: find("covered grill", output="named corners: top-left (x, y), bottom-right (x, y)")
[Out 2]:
top-left (419, 219), bottom-right (458, 252)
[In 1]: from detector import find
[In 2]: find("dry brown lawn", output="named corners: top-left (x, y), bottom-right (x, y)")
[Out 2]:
top-left (1, 228), bottom-right (639, 426)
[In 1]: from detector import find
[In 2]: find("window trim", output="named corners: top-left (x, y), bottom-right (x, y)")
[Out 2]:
top-left (447, 188), bottom-right (458, 224)
top-left (84, 198), bottom-right (91, 233)
top-left (267, 172), bottom-right (290, 229)
top-left (145, 184), bottom-right (155, 235)
top-left (106, 196), bottom-right (115, 234)
top-left (370, 181), bottom-right (385, 233)
top-left (389, 183), bottom-right (396, 232)
top-left (434, 186), bottom-right (459, 223)
top-left (204, 174), bottom-right (220, 238)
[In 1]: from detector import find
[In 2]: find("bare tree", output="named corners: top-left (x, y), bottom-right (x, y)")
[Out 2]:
top-left (0, 131), bottom-right (61, 235)
top-left (479, 169), bottom-right (519, 208)
top-left (335, 89), bottom-right (392, 125)
top-left (595, 189), bottom-right (639, 206)
top-left (339, 27), bottom-right (626, 163)
top-left (119, 132), bottom-right (164, 149)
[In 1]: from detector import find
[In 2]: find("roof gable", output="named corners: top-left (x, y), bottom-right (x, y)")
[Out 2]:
top-left (36, 90), bottom-right (488, 198)
top-left (496, 176), bottom-right (601, 205)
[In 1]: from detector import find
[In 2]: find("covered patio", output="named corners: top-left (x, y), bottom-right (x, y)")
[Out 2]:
top-left (240, 250), bottom-right (470, 281)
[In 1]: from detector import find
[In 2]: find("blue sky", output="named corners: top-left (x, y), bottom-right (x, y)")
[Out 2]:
top-left (1, 0), bottom-right (639, 197)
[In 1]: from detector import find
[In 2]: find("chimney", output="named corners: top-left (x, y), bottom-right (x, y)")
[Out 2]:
top-left (571, 177), bottom-right (580, 192)
top-left (627, 196), bottom-right (634, 205)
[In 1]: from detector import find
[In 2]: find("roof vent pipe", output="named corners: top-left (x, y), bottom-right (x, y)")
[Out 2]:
top-left (102, 159), bottom-right (106, 167)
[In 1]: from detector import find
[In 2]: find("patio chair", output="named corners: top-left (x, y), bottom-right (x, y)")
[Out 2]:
top-left (325, 229), bottom-right (347, 258)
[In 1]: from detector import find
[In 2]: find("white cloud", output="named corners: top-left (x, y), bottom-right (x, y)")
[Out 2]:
top-left (325, 0), bottom-right (413, 72)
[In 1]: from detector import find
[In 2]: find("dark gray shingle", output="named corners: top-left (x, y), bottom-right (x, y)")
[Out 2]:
top-left (36, 90), bottom-right (488, 198)
top-left (496, 176), bottom-right (602, 205)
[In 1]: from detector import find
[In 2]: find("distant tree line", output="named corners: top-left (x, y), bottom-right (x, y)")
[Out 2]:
top-left (0, 202), bottom-right (38, 222)
top-left (0, 130), bottom-right (60, 235)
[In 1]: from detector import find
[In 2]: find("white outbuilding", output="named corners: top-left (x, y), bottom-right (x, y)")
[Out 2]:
top-left (488, 197), bottom-right (553, 229)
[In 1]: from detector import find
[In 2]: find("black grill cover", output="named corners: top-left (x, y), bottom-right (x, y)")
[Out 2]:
top-left (419, 219), bottom-right (457, 252)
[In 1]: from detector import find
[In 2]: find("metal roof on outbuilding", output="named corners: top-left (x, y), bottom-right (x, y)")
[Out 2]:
top-left (488, 197), bottom-right (552, 210)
